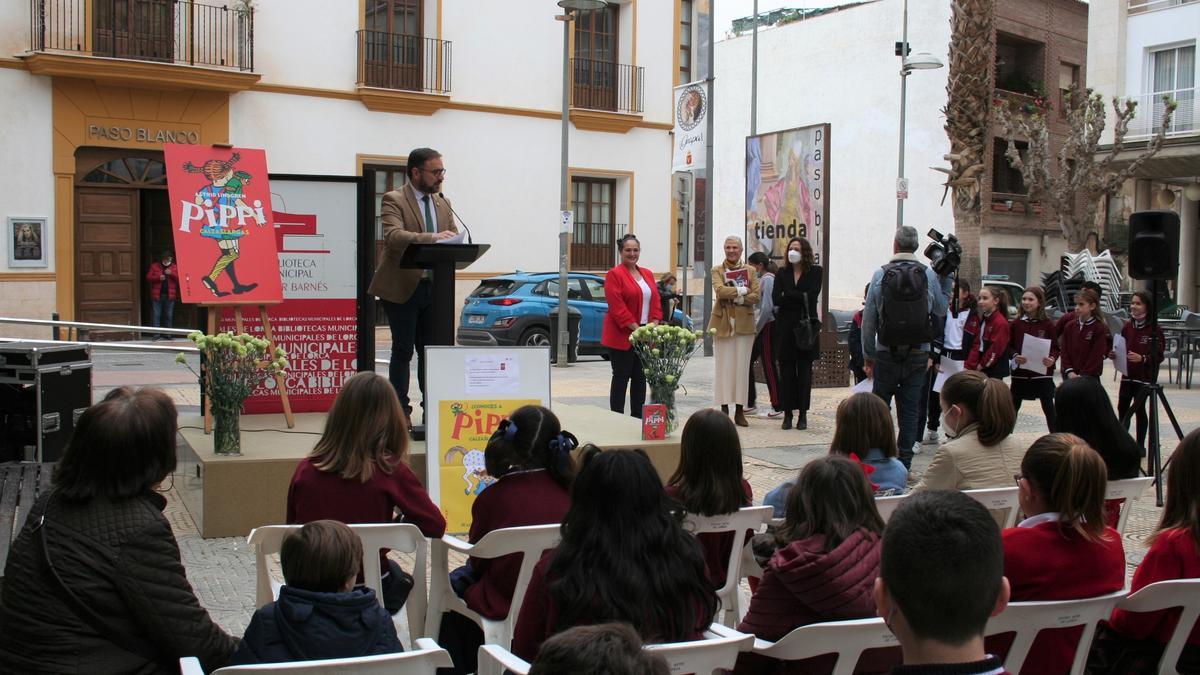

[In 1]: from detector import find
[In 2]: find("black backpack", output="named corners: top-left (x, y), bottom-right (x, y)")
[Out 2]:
top-left (877, 261), bottom-right (934, 347)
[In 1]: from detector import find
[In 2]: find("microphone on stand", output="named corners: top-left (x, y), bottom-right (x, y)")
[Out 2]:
top-left (438, 192), bottom-right (472, 244)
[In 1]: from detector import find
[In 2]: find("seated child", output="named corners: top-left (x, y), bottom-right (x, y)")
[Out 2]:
top-left (527, 622), bottom-right (669, 675)
top-left (229, 520), bottom-right (402, 665)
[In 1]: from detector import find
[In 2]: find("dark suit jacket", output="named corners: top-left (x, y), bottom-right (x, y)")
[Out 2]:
top-left (772, 265), bottom-right (823, 360)
top-left (367, 186), bottom-right (458, 304)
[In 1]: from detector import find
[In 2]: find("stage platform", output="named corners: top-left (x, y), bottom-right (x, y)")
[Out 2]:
top-left (177, 402), bottom-right (682, 538)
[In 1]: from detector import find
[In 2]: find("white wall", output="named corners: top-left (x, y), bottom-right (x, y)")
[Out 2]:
top-left (0, 68), bottom-right (54, 273)
top-left (0, 0), bottom-right (29, 58)
top-left (1125, 3), bottom-right (1200, 96)
top-left (1086, 0), bottom-right (1125, 148)
top-left (713, 0), bottom-right (953, 310)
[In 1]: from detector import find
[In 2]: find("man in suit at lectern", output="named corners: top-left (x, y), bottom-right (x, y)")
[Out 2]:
top-left (368, 147), bottom-right (458, 425)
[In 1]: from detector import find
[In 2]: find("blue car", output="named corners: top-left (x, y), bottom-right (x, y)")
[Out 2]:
top-left (457, 271), bottom-right (692, 356)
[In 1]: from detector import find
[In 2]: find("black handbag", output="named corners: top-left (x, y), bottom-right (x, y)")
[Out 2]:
top-left (793, 292), bottom-right (820, 351)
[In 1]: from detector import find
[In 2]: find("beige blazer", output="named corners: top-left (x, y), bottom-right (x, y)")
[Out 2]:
top-left (707, 262), bottom-right (761, 337)
top-left (912, 423), bottom-right (1027, 492)
top-left (368, 186), bottom-right (459, 304)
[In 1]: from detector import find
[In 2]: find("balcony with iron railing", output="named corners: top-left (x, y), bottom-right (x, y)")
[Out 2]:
top-left (1126, 89), bottom-right (1198, 139)
top-left (354, 30), bottom-right (452, 115)
top-left (568, 58), bottom-right (645, 133)
top-left (24, 0), bottom-right (259, 90)
top-left (1128, 0), bottom-right (1197, 14)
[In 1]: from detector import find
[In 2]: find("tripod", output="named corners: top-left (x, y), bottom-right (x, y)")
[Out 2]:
top-left (1119, 279), bottom-right (1183, 507)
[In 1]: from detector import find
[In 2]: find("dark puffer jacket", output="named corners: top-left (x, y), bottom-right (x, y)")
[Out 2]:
top-left (0, 491), bottom-right (237, 674)
top-left (229, 586), bottom-right (402, 665)
top-left (735, 529), bottom-right (884, 675)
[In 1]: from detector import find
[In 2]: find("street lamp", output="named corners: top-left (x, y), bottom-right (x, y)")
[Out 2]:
top-left (555, 0), bottom-right (607, 368)
top-left (895, 0), bottom-right (944, 230)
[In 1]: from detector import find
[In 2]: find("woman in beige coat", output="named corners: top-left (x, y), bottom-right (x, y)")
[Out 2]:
top-left (709, 236), bottom-right (760, 427)
top-left (913, 370), bottom-right (1026, 492)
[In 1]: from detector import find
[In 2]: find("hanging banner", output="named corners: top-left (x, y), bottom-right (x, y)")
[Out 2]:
top-left (673, 81), bottom-right (708, 172)
top-left (217, 178), bottom-right (361, 414)
top-left (745, 123), bottom-right (831, 317)
top-left (164, 144), bottom-right (283, 304)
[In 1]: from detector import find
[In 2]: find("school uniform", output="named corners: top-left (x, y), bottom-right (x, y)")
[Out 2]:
top-left (666, 479), bottom-right (753, 589)
top-left (1117, 319), bottom-right (1166, 451)
top-left (965, 310), bottom-right (1011, 379)
top-left (1009, 316), bottom-right (1058, 430)
top-left (995, 514), bottom-right (1125, 675)
top-left (1059, 316), bottom-right (1111, 378)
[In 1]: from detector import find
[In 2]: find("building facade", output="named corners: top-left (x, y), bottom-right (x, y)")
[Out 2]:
top-left (1088, 0), bottom-right (1199, 307)
top-left (0, 0), bottom-right (682, 338)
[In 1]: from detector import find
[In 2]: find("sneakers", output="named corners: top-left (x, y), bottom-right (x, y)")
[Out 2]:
top-left (923, 429), bottom-right (940, 445)
top-left (762, 409), bottom-right (784, 419)
top-left (912, 442), bottom-right (922, 456)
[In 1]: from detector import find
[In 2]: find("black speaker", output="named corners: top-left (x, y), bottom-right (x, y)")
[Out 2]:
top-left (1129, 210), bottom-right (1181, 280)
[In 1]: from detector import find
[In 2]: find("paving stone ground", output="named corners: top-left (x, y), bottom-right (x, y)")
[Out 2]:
top-left (112, 345), bottom-right (1200, 637)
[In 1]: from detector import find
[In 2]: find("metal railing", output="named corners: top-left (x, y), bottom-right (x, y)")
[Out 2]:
top-left (0, 316), bottom-right (198, 354)
top-left (1127, 89), bottom-right (1198, 139)
top-left (1128, 0), bottom-right (1197, 14)
top-left (571, 58), bottom-right (644, 114)
top-left (356, 29), bottom-right (451, 95)
top-left (29, 0), bottom-right (254, 71)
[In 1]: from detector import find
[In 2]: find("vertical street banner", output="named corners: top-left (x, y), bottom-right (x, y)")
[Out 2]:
top-left (437, 399), bottom-right (540, 533)
top-left (673, 81), bottom-right (708, 172)
top-left (745, 124), bottom-right (831, 317)
top-left (164, 145), bottom-right (283, 304)
top-left (217, 178), bottom-right (360, 414)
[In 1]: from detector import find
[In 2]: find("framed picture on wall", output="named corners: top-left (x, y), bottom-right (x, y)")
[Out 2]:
top-left (7, 217), bottom-right (48, 268)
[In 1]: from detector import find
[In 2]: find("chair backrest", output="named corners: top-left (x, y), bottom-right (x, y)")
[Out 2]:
top-left (463, 523), bottom-right (562, 635)
top-left (646, 630), bottom-right (756, 675)
top-left (199, 638), bottom-right (453, 673)
top-left (985, 591), bottom-right (1127, 675)
top-left (1105, 477), bottom-right (1153, 537)
top-left (1115, 580), bottom-right (1200, 675)
top-left (963, 486), bottom-right (1022, 528)
top-left (874, 494), bottom-right (907, 523)
top-left (684, 506), bottom-right (774, 600)
top-left (751, 617), bottom-right (899, 675)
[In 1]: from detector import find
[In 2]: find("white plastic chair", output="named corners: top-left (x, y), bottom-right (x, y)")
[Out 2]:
top-left (738, 516), bottom-right (784, 594)
top-left (179, 638), bottom-right (453, 673)
top-left (874, 494), bottom-right (907, 523)
top-left (1106, 477), bottom-right (1154, 537)
top-left (962, 486), bottom-right (1022, 528)
top-left (748, 616), bottom-right (900, 675)
top-left (1112, 579), bottom-right (1200, 675)
top-left (684, 506), bottom-right (774, 627)
top-left (246, 523), bottom-right (429, 646)
top-left (476, 625), bottom-right (754, 675)
top-left (985, 590), bottom-right (1127, 675)
top-left (424, 523), bottom-right (561, 650)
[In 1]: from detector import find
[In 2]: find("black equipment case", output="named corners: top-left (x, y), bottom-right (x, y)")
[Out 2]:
top-left (0, 342), bottom-right (92, 462)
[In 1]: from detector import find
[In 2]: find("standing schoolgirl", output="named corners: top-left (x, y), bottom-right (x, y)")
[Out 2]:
top-left (964, 287), bottom-right (1011, 379)
top-left (1059, 288), bottom-right (1110, 379)
top-left (1116, 291), bottom-right (1166, 452)
top-left (1010, 286), bottom-right (1058, 431)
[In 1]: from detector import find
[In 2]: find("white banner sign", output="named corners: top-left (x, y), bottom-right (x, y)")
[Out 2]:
top-left (673, 81), bottom-right (707, 171)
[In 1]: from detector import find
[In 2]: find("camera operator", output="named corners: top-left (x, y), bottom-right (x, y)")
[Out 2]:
top-left (861, 226), bottom-right (953, 469)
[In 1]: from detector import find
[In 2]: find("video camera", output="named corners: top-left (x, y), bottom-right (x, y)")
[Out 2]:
top-left (923, 228), bottom-right (962, 276)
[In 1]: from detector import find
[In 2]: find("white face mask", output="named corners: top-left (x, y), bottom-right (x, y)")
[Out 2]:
top-left (787, 250), bottom-right (802, 264)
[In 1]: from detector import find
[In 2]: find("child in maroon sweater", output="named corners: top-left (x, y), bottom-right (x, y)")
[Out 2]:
top-left (965, 287), bottom-right (1011, 379)
top-left (1116, 291), bottom-right (1166, 452)
top-left (1010, 286), bottom-right (1058, 432)
top-left (286, 373), bottom-right (447, 615)
top-left (1059, 288), bottom-right (1110, 379)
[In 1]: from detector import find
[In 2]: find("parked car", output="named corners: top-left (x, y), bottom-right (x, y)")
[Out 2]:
top-left (980, 275), bottom-right (1024, 319)
top-left (457, 271), bottom-right (693, 356)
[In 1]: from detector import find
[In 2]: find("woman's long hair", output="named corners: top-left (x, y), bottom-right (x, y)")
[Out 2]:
top-left (1054, 377), bottom-right (1142, 479)
top-left (484, 405), bottom-right (575, 490)
top-left (776, 455), bottom-right (885, 552)
top-left (980, 287), bottom-right (1010, 320)
top-left (1021, 433), bottom-right (1109, 542)
top-left (667, 409), bottom-right (747, 516)
top-left (1157, 428), bottom-right (1200, 552)
top-left (308, 372), bottom-right (408, 482)
top-left (784, 236), bottom-right (815, 274)
top-left (830, 393), bottom-right (898, 459)
top-left (548, 447), bottom-right (718, 642)
top-left (1075, 288), bottom-right (1106, 325)
top-left (1018, 286), bottom-right (1049, 322)
top-left (940, 370), bottom-right (1017, 446)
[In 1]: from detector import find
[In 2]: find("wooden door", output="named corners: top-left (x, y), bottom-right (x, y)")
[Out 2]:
top-left (94, 0), bottom-right (174, 62)
top-left (573, 3), bottom-right (618, 111)
top-left (75, 188), bottom-right (139, 331)
top-left (363, 0), bottom-right (423, 90)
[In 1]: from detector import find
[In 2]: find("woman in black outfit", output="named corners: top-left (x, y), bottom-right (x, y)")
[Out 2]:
top-left (772, 237), bottom-right (823, 430)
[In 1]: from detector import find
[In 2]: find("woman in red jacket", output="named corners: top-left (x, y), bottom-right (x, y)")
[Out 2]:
top-left (602, 234), bottom-right (662, 418)
top-left (735, 455), bottom-right (885, 675)
top-left (1096, 428), bottom-right (1200, 673)
top-left (287, 372), bottom-right (447, 615)
top-left (996, 433), bottom-right (1125, 675)
top-left (1116, 291), bottom-right (1166, 452)
top-left (964, 286), bottom-right (1011, 379)
top-left (1060, 288), bottom-right (1110, 379)
top-left (511, 447), bottom-right (717, 661)
top-left (145, 250), bottom-right (180, 336)
top-left (1010, 286), bottom-right (1058, 432)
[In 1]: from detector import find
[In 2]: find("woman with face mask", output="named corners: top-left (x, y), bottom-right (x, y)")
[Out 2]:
top-left (771, 237), bottom-right (823, 431)
top-left (912, 370), bottom-right (1025, 493)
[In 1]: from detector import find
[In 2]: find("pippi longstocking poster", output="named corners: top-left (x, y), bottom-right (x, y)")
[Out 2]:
top-left (164, 145), bottom-right (283, 304)
top-left (438, 399), bottom-right (539, 533)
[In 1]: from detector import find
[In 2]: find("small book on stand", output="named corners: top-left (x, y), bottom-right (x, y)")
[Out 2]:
top-left (642, 404), bottom-right (668, 440)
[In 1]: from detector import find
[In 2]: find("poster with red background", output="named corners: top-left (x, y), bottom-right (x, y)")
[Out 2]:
top-left (164, 144), bottom-right (283, 304)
